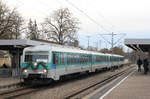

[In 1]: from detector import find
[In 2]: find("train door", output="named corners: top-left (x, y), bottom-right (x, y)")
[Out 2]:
top-left (52, 52), bottom-right (57, 78)
top-left (53, 52), bottom-right (67, 75)
top-left (64, 53), bottom-right (67, 72)
top-left (61, 52), bottom-right (67, 73)
top-left (90, 54), bottom-right (93, 72)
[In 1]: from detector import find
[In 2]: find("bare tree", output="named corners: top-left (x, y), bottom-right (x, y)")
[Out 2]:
top-left (100, 46), bottom-right (125, 55)
top-left (112, 46), bottom-right (125, 55)
top-left (26, 19), bottom-right (40, 40)
top-left (42, 8), bottom-right (80, 45)
top-left (9, 11), bottom-right (24, 39)
top-left (100, 48), bottom-right (111, 53)
top-left (0, 1), bottom-right (24, 39)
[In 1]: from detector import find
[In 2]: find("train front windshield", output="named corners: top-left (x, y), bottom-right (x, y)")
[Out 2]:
top-left (24, 51), bottom-right (49, 62)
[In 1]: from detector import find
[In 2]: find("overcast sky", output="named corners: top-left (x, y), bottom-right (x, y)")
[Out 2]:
top-left (4, 0), bottom-right (150, 49)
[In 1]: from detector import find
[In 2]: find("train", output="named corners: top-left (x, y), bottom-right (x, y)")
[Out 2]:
top-left (21, 45), bottom-right (124, 83)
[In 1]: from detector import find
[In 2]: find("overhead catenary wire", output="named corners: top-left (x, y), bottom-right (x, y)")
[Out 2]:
top-left (35, 0), bottom-right (114, 35)
top-left (64, 0), bottom-right (125, 50)
top-left (15, 0), bottom-right (49, 17)
top-left (17, 0), bottom-right (113, 33)
top-left (14, 0), bottom-right (114, 34)
top-left (65, 0), bottom-right (112, 33)
top-left (36, 0), bottom-right (62, 11)
top-left (15, 0), bottom-right (126, 50)
top-left (84, 0), bottom-right (126, 49)
top-left (86, 0), bottom-right (116, 31)
top-left (113, 34), bottom-right (126, 45)
top-left (98, 33), bottom-right (126, 50)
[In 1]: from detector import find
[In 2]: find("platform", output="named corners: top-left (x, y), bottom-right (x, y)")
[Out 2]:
top-left (0, 77), bottom-right (21, 86)
top-left (100, 69), bottom-right (150, 99)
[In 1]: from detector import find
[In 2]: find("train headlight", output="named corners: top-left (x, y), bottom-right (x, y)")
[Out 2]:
top-left (24, 69), bottom-right (27, 73)
top-left (34, 63), bottom-right (37, 66)
top-left (43, 69), bottom-right (47, 73)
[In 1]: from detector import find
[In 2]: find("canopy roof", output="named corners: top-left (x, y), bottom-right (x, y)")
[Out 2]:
top-left (0, 40), bottom-right (50, 50)
top-left (124, 39), bottom-right (150, 52)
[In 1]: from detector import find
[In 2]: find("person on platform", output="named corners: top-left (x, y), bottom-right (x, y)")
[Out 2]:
top-left (143, 58), bottom-right (149, 74)
top-left (137, 58), bottom-right (142, 72)
top-left (2, 63), bottom-right (8, 68)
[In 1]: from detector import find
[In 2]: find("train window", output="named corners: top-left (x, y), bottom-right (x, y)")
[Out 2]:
top-left (56, 54), bottom-right (59, 65)
top-left (74, 57), bottom-right (76, 64)
top-left (74, 55), bottom-right (78, 64)
top-left (70, 55), bottom-right (73, 64)
top-left (72, 55), bottom-right (75, 64)
top-left (110, 56), bottom-right (112, 61)
top-left (25, 55), bottom-right (32, 62)
top-left (53, 53), bottom-right (58, 65)
top-left (53, 53), bottom-right (56, 65)
top-left (81, 56), bottom-right (83, 63)
top-left (103, 56), bottom-right (105, 62)
top-left (105, 56), bottom-right (107, 62)
top-left (80, 56), bottom-right (82, 63)
top-left (67, 55), bottom-right (69, 64)
top-left (96, 55), bottom-right (102, 62)
top-left (77, 55), bottom-right (79, 64)
top-left (83, 57), bottom-right (85, 63)
top-left (75, 55), bottom-right (77, 64)
top-left (60, 54), bottom-right (64, 65)
top-left (67, 54), bottom-right (70, 64)
top-left (25, 52), bottom-right (48, 62)
top-left (67, 54), bottom-right (73, 65)
top-left (106, 56), bottom-right (108, 61)
top-left (79, 55), bottom-right (81, 63)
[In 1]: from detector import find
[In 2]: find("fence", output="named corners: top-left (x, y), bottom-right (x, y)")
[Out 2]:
top-left (0, 68), bottom-right (21, 77)
top-left (12, 69), bottom-right (21, 77)
top-left (0, 68), bottom-right (12, 77)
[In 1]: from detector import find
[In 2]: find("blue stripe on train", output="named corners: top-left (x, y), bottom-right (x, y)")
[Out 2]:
top-left (21, 61), bottom-right (122, 70)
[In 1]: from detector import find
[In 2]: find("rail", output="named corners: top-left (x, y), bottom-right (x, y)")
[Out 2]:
top-left (64, 66), bottom-right (135, 99)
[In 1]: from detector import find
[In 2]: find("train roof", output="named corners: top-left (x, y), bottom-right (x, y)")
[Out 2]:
top-left (24, 45), bottom-right (123, 57)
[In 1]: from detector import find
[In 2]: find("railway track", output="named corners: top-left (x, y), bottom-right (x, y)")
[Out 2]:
top-left (0, 82), bottom-right (22, 90)
top-left (64, 66), bottom-right (135, 99)
top-left (0, 64), bottom-right (134, 99)
top-left (0, 81), bottom-right (57, 99)
top-left (0, 85), bottom-right (34, 99)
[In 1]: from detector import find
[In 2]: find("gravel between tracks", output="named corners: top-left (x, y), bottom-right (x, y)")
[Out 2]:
top-left (12, 64), bottom-right (135, 99)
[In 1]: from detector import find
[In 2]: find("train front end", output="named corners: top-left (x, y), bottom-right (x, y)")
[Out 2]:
top-left (21, 46), bottom-right (53, 82)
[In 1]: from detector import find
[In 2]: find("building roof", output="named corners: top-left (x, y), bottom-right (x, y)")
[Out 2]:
top-left (124, 39), bottom-right (150, 52)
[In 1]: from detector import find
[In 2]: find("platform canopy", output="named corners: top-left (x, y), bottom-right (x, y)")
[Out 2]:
top-left (0, 39), bottom-right (51, 50)
top-left (124, 39), bottom-right (150, 52)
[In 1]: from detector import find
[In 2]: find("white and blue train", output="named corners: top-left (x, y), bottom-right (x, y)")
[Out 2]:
top-left (21, 45), bottom-right (124, 82)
